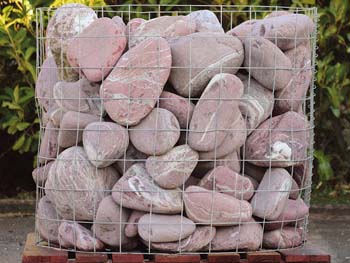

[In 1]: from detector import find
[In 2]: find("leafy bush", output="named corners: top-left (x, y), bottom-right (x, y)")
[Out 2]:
top-left (0, 0), bottom-right (349, 196)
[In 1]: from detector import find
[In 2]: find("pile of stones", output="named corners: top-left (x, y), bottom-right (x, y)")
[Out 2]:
top-left (34, 3), bottom-right (314, 253)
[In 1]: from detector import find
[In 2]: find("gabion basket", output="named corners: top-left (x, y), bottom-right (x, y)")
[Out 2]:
top-left (34, 4), bottom-right (318, 254)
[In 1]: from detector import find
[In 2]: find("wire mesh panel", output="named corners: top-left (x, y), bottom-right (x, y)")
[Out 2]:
top-left (34, 4), bottom-right (318, 254)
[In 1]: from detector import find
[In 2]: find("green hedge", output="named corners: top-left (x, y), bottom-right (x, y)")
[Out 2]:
top-left (0, 0), bottom-right (349, 196)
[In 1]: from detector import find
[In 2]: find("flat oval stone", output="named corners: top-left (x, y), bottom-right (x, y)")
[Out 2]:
top-left (251, 14), bottom-right (314, 51)
top-left (83, 122), bottom-right (129, 168)
top-left (125, 18), bottom-right (146, 39)
top-left (36, 57), bottom-right (59, 111)
top-left (146, 145), bottom-right (198, 189)
top-left (114, 143), bottom-right (147, 174)
top-left (275, 43), bottom-right (312, 114)
top-left (226, 19), bottom-right (259, 41)
top-left (189, 73), bottom-right (244, 152)
top-left (237, 73), bottom-right (274, 133)
top-left (198, 113), bottom-right (246, 159)
top-left (251, 168), bottom-right (292, 220)
top-left (112, 163), bottom-right (182, 214)
top-left (67, 17), bottom-right (127, 82)
top-left (138, 214), bottom-right (195, 243)
top-left (38, 120), bottom-right (59, 164)
top-left (243, 37), bottom-right (292, 91)
top-left (264, 198), bottom-right (309, 231)
top-left (128, 16), bottom-right (195, 48)
top-left (94, 196), bottom-right (134, 247)
top-left (125, 210), bottom-right (146, 238)
top-left (101, 38), bottom-right (171, 126)
top-left (47, 107), bottom-right (65, 128)
top-left (129, 108), bottom-right (180, 155)
top-left (32, 161), bottom-right (54, 186)
top-left (211, 219), bottom-right (263, 251)
top-left (170, 32), bottom-right (244, 97)
top-left (58, 111), bottom-right (100, 148)
top-left (149, 226), bottom-right (216, 252)
top-left (246, 111), bottom-right (309, 167)
top-left (36, 196), bottom-right (60, 243)
top-left (187, 10), bottom-right (224, 33)
top-left (159, 91), bottom-right (194, 128)
top-left (199, 166), bottom-right (254, 200)
top-left (112, 16), bottom-right (126, 32)
top-left (263, 227), bottom-right (303, 249)
top-left (58, 221), bottom-right (104, 251)
top-left (45, 146), bottom-right (119, 220)
top-left (184, 186), bottom-right (252, 226)
top-left (53, 78), bottom-right (102, 116)
top-left (290, 177), bottom-right (300, 200)
top-left (46, 4), bottom-right (97, 81)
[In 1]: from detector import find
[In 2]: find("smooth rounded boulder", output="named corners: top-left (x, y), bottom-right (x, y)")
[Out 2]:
top-left (46, 4), bottom-right (97, 81)
top-left (58, 221), bottom-right (104, 251)
top-left (246, 111), bottom-right (309, 167)
top-left (199, 166), bottom-right (254, 200)
top-left (263, 227), bottom-right (304, 249)
top-left (128, 16), bottom-right (195, 48)
top-left (38, 120), bottom-right (59, 164)
top-left (114, 143), bottom-right (147, 174)
top-left (170, 32), bottom-right (244, 97)
top-left (159, 91), bottom-right (195, 128)
top-left (251, 168), bottom-right (292, 220)
top-left (226, 19), bottom-right (259, 40)
top-left (101, 38), bottom-right (171, 126)
top-left (67, 17), bottom-right (126, 82)
top-left (188, 73), bottom-right (244, 152)
top-left (244, 37), bottom-right (292, 91)
top-left (94, 196), bottom-right (135, 247)
top-left (125, 210), bottom-right (145, 238)
top-left (45, 146), bottom-right (119, 220)
top-left (146, 145), bottom-right (198, 189)
top-left (184, 186), bottom-right (252, 226)
top-left (32, 161), bottom-right (54, 186)
top-left (211, 219), bottom-right (263, 251)
top-left (83, 122), bottom-right (129, 168)
top-left (129, 108), bottom-right (180, 155)
top-left (112, 163), bottom-right (182, 214)
top-left (138, 214), bottom-right (195, 243)
top-left (125, 18), bottom-right (146, 39)
top-left (36, 196), bottom-right (60, 243)
top-left (187, 10), bottom-right (224, 33)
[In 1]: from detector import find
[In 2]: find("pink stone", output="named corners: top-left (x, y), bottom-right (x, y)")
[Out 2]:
top-left (94, 196), bottom-right (135, 247)
top-left (187, 10), bottom-right (224, 33)
top-left (112, 164), bottom-right (182, 214)
top-left (263, 226), bottom-right (304, 249)
top-left (125, 210), bottom-right (145, 238)
top-left (184, 176), bottom-right (201, 188)
top-left (184, 186), bottom-right (252, 226)
top-left (46, 107), bottom-right (65, 128)
top-left (251, 14), bottom-right (314, 51)
top-left (199, 166), bottom-right (254, 200)
top-left (237, 73), bottom-right (274, 133)
top-left (245, 175), bottom-right (259, 190)
top-left (32, 161), bottom-right (54, 186)
top-left (264, 198), bottom-right (309, 231)
top-left (159, 91), bottom-right (194, 128)
top-left (125, 18), bottom-right (146, 39)
top-left (129, 108), bottom-right (180, 155)
top-left (58, 221), bottom-right (104, 251)
top-left (58, 111), bottom-right (100, 148)
top-left (146, 145), bottom-right (198, 189)
top-left (101, 38), bottom-right (171, 126)
top-left (36, 57), bottom-right (59, 111)
top-left (38, 120), bottom-right (58, 164)
top-left (226, 19), bottom-right (259, 40)
top-left (290, 177), bottom-right (300, 200)
top-left (251, 168), bottom-right (292, 220)
top-left (265, 11), bottom-right (292, 19)
top-left (189, 73), bottom-right (244, 152)
top-left (114, 143), bottom-right (147, 174)
top-left (246, 111), bottom-right (309, 167)
top-left (128, 16), bottom-right (195, 48)
top-left (274, 43), bottom-right (312, 114)
top-left (112, 16), bottom-right (126, 32)
top-left (243, 162), bottom-right (266, 182)
top-left (53, 78), bottom-right (102, 116)
top-left (138, 214), bottom-right (195, 243)
top-left (45, 146), bottom-right (119, 220)
top-left (149, 226), bottom-right (216, 252)
top-left (170, 32), bottom-right (244, 97)
top-left (67, 17), bottom-right (126, 82)
top-left (83, 122), bottom-right (129, 168)
top-left (211, 219), bottom-right (263, 251)
top-left (36, 196), bottom-right (60, 243)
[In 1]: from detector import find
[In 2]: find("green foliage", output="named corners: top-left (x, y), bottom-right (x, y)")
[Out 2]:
top-left (0, 0), bottom-right (349, 194)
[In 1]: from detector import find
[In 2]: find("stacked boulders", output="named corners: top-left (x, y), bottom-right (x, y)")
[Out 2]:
top-left (35, 4), bottom-right (313, 252)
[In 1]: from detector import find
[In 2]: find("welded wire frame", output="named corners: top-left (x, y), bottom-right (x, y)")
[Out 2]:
top-left (35, 4), bottom-right (318, 254)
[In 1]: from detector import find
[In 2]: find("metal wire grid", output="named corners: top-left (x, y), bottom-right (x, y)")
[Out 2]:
top-left (34, 4), bottom-right (318, 254)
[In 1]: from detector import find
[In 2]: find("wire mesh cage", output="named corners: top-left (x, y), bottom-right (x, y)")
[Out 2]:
top-left (34, 4), bottom-right (318, 254)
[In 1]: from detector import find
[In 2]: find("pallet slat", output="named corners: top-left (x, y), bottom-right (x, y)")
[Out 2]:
top-left (112, 253), bottom-right (144, 263)
top-left (280, 245), bottom-right (330, 263)
top-left (247, 251), bottom-right (281, 263)
top-left (75, 252), bottom-right (109, 263)
top-left (207, 253), bottom-right (240, 263)
top-left (154, 254), bottom-right (201, 263)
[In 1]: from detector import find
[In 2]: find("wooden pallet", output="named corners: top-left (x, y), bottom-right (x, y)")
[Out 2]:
top-left (22, 233), bottom-right (331, 263)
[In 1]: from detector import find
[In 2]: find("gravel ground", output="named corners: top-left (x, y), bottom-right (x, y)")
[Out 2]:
top-left (0, 209), bottom-right (349, 263)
